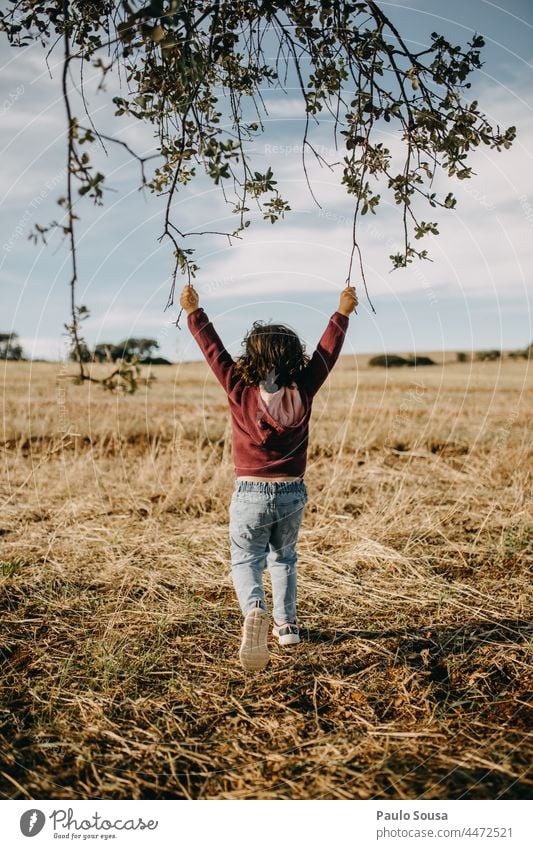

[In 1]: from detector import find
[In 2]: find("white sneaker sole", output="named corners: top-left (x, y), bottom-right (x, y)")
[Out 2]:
top-left (239, 607), bottom-right (269, 671)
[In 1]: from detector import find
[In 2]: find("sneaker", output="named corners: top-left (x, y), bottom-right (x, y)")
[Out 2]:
top-left (272, 622), bottom-right (300, 646)
top-left (239, 603), bottom-right (269, 671)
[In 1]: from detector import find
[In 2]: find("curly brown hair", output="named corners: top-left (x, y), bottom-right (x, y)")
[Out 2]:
top-left (234, 320), bottom-right (310, 389)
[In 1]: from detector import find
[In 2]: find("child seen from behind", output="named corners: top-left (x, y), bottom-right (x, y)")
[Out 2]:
top-left (180, 283), bottom-right (358, 671)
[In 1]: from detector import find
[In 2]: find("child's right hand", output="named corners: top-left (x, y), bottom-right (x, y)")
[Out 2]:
top-left (180, 284), bottom-right (200, 315)
top-left (338, 284), bottom-right (358, 317)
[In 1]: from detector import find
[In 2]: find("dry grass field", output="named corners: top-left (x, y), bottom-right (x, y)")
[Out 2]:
top-left (0, 354), bottom-right (531, 800)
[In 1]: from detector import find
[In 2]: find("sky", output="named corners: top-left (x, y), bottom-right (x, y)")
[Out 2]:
top-left (1, 0), bottom-right (532, 363)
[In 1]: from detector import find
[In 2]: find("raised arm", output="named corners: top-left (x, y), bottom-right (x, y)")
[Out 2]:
top-left (301, 285), bottom-right (357, 397)
top-left (181, 285), bottom-right (237, 395)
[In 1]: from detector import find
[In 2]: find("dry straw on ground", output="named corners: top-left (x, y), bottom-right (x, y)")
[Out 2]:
top-left (0, 355), bottom-right (531, 799)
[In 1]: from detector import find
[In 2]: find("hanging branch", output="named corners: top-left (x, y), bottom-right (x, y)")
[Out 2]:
top-left (62, 0), bottom-right (86, 382)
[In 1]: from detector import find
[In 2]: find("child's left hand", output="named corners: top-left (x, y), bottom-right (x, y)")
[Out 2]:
top-left (338, 284), bottom-right (358, 317)
top-left (180, 284), bottom-right (200, 315)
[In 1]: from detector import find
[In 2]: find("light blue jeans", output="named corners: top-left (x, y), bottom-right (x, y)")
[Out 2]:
top-left (229, 479), bottom-right (308, 624)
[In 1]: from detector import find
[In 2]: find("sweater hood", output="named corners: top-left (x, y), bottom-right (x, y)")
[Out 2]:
top-left (244, 384), bottom-right (309, 446)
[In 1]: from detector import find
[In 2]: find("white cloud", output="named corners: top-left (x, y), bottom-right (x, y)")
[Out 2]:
top-left (89, 308), bottom-right (174, 334)
top-left (18, 334), bottom-right (68, 361)
top-left (261, 97), bottom-right (306, 118)
top-left (192, 210), bottom-right (531, 304)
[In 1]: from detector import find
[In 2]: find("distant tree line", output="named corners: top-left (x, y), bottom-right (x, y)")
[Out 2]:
top-left (369, 354), bottom-right (435, 368)
top-left (0, 333), bottom-right (172, 365)
top-left (507, 344), bottom-right (532, 360)
top-left (369, 343), bottom-right (531, 367)
top-left (0, 332), bottom-right (24, 360)
top-left (2, 329), bottom-right (530, 367)
top-left (457, 344), bottom-right (531, 363)
top-left (69, 337), bottom-right (171, 365)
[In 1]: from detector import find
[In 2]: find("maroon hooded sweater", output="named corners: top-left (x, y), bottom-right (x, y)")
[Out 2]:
top-left (187, 307), bottom-right (350, 478)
